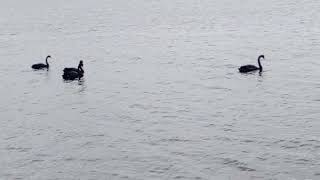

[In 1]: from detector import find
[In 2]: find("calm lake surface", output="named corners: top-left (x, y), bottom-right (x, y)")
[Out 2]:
top-left (1, 0), bottom-right (319, 179)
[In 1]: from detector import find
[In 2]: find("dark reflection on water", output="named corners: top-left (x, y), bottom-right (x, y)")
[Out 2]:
top-left (62, 78), bottom-right (85, 85)
top-left (1, 0), bottom-right (320, 180)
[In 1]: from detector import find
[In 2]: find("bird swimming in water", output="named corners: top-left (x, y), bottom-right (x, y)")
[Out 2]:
top-left (239, 55), bottom-right (265, 73)
top-left (31, 55), bottom-right (51, 70)
top-left (62, 60), bottom-right (84, 80)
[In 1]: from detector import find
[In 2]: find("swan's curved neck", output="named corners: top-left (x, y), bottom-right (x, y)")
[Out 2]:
top-left (78, 64), bottom-right (84, 73)
top-left (45, 57), bottom-right (50, 66)
top-left (258, 57), bottom-right (263, 71)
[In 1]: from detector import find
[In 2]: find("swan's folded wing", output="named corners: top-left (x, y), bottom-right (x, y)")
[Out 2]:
top-left (63, 67), bottom-right (78, 72)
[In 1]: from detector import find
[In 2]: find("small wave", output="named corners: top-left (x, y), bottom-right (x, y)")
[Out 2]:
top-left (164, 138), bottom-right (192, 143)
top-left (64, 157), bottom-right (75, 162)
top-left (162, 115), bottom-right (178, 119)
top-left (274, 138), bottom-right (320, 150)
top-left (80, 158), bottom-right (102, 162)
top-left (149, 166), bottom-right (172, 174)
top-left (5, 146), bottom-right (32, 152)
top-left (222, 158), bottom-right (256, 172)
top-left (129, 104), bottom-right (150, 110)
top-left (31, 159), bottom-right (44, 163)
top-left (295, 158), bottom-right (311, 165)
top-left (174, 175), bottom-right (187, 179)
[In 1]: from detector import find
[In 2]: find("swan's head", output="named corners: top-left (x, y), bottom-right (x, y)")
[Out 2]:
top-left (47, 55), bottom-right (51, 59)
top-left (79, 60), bottom-right (83, 66)
top-left (259, 55), bottom-right (265, 59)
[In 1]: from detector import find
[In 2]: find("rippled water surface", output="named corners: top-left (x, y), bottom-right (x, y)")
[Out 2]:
top-left (1, 0), bottom-right (320, 179)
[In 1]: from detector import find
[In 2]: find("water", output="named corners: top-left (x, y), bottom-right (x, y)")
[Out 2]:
top-left (1, 0), bottom-right (320, 179)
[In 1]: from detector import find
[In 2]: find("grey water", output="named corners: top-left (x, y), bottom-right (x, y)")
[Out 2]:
top-left (0, 0), bottom-right (320, 179)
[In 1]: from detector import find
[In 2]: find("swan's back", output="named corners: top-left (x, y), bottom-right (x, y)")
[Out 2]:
top-left (32, 63), bottom-right (47, 69)
top-left (63, 67), bottom-right (78, 73)
top-left (239, 65), bottom-right (259, 73)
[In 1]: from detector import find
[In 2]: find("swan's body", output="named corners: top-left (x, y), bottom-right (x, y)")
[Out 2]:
top-left (239, 55), bottom-right (264, 73)
top-left (32, 55), bottom-right (51, 70)
top-left (63, 61), bottom-right (84, 80)
top-left (63, 70), bottom-right (83, 80)
top-left (239, 64), bottom-right (260, 72)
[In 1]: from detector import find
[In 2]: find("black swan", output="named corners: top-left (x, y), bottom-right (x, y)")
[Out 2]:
top-left (63, 60), bottom-right (84, 80)
top-left (239, 55), bottom-right (265, 73)
top-left (31, 55), bottom-right (51, 70)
